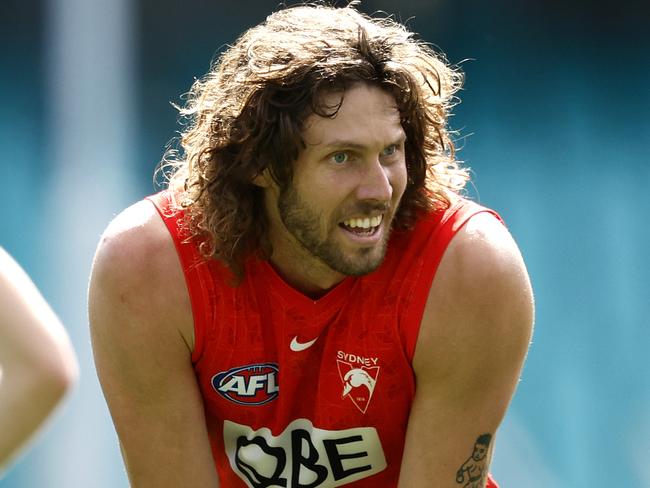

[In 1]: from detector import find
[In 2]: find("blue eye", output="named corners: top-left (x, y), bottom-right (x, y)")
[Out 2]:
top-left (331, 152), bottom-right (349, 164)
top-left (382, 144), bottom-right (397, 157)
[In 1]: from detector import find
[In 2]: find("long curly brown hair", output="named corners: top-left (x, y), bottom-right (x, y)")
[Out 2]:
top-left (162, 3), bottom-right (469, 280)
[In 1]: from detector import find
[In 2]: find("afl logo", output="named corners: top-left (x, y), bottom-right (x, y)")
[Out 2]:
top-left (212, 363), bottom-right (279, 406)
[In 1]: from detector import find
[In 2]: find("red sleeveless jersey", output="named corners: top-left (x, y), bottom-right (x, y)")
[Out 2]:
top-left (148, 191), bottom-right (500, 488)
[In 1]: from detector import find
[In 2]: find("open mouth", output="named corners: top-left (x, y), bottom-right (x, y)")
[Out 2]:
top-left (339, 215), bottom-right (383, 237)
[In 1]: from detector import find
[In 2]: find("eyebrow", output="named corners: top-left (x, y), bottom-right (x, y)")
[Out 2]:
top-left (322, 140), bottom-right (366, 150)
top-left (321, 134), bottom-right (407, 151)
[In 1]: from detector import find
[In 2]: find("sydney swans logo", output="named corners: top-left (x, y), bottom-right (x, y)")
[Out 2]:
top-left (336, 351), bottom-right (380, 414)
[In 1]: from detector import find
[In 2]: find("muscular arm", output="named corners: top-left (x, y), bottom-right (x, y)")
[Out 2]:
top-left (398, 213), bottom-right (534, 487)
top-left (88, 201), bottom-right (219, 487)
top-left (0, 248), bottom-right (78, 470)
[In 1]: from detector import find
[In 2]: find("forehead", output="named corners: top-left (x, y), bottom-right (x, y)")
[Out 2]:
top-left (301, 83), bottom-right (404, 148)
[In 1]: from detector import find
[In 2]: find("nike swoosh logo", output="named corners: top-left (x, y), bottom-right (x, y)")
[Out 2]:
top-left (290, 336), bottom-right (318, 352)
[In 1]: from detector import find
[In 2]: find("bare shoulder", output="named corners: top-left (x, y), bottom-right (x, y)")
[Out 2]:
top-left (414, 211), bottom-right (534, 386)
top-left (443, 211), bottom-right (532, 303)
top-left (92, 199), bottom-right (175, 286)
top-left (89, 199), bottom-right (192, 349)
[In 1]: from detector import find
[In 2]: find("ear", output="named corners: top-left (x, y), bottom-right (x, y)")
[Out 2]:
top-left (252, 168), bottom-right (272, 188)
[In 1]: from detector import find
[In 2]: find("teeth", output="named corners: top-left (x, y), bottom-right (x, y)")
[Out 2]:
top-left (343, 215), bottom-right (383, 229)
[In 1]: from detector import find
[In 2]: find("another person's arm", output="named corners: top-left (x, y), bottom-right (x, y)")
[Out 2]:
top-left (88, 201), bottom-right (219, 488)
top-left (0, 248), bottom-right (78, 470)
top-left (398, 212), bottom-right (534, 487)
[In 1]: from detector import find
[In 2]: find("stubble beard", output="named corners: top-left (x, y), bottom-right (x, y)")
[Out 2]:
top-left (277, 186), bottom-right (391, 277)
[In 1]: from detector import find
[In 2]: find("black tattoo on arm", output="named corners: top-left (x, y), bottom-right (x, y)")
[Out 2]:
top-left (455, 433), bottom-right (492, 488)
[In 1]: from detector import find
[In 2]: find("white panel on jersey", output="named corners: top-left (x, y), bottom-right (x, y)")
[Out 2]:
top-left (224, 418), bottom-right (387, 487)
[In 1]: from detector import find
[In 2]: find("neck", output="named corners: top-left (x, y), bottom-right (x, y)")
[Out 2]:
top-left (266, 228), bottom-right (346, 299)
top-left (267, 248), bottom-right (346, 299)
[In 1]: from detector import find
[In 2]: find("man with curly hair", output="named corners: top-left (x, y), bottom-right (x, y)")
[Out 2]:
top-left (89, 4), bottom-right (533, 487)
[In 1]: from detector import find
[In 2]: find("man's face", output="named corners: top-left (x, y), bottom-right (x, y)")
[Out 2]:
top-left (472, 443), bottom-right (488, 461)
top-left (268, 83), bottom-right (408, 278)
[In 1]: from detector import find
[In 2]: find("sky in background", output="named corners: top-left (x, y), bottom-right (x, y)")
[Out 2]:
top-left (1, 1), bottom-right (649, 486)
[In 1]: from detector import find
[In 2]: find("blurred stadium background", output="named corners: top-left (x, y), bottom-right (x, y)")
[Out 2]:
top-left (1, 0), bottom-right (649, 486)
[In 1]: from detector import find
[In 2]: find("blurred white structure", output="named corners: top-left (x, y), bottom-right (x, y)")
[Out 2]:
top-left (17, 0), bottom-right (139, 485)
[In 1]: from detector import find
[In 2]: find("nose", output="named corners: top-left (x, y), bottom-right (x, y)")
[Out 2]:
top-left (356, 158), bottom-right (393, 203)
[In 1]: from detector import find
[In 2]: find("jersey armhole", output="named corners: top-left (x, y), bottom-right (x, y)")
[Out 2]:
top-left (145, 192), bottom-right (208, 364)
top-left (402, 201), bottom-right (504, 362)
